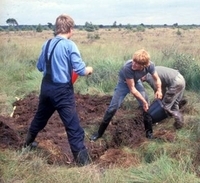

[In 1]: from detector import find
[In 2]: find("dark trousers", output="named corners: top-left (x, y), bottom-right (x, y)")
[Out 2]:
top-left (29, 78), bottom-right (85, 153)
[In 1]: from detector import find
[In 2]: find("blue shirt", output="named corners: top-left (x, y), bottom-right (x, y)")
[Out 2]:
top-left (37, 36), bottom-right (86, 83)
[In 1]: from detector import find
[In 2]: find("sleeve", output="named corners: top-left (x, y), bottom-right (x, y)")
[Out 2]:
top-left (70, 42), bottom-right (86, 76)
top-left (123, 66), bottom-right (133, 79)
top-left (123, 61), bottom-right (133, 79)
top-left (148, 62), bottom-right (156, 75)
top-left (36, 43), bottom-right (47, 72)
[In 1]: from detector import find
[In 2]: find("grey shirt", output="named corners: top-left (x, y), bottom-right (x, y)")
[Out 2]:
top-left (145, 66), bottom-right (180, 91)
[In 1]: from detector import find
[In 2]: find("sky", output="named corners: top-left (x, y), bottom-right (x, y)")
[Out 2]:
top-left (0, 0), bottom-right (200, 26)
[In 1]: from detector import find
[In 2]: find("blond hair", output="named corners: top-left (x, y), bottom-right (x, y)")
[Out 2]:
top-left (133, 49), bottom-right (150, 67)
top-left (54, 14), bottom-right (74, 36)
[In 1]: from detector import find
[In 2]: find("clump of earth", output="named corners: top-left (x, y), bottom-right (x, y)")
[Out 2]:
top-left (0, 92), bottom-right (187, 167)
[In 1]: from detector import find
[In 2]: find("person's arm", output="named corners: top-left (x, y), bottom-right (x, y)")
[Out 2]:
top-left (151, 71), bottom-right (162, 99)
top-left (70, 42), bottom-right (93, 76)
top-left (37, 44), bottom-right (46, 72)
top-left (126, 78), bottom-right (149, 111)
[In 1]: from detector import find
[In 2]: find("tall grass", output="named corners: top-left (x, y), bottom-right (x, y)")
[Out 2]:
top-left (123, 154), bottom-right (199, 183)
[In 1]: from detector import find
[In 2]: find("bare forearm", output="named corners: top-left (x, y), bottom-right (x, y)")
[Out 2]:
top-left (130, 89), bottom-right (149, 111)
top-left (126, 78), bottom-right (149, 111)
top-left (155, 80), bottom-right (162, 92)
top-left (152, 72), bottom-right (163, 99)
top-left (132, 90), bottom-right (146, 104)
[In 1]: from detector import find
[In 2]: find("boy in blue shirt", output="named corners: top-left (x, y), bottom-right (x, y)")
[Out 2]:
top-left (24, 14), bottom-right (93, 166)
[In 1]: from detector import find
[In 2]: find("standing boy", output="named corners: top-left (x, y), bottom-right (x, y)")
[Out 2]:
top-left (24, 14), bottom-right (93, 166)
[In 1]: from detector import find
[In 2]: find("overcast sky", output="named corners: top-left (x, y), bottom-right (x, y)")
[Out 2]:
top-left (0, 0), bottom-right (200, 26)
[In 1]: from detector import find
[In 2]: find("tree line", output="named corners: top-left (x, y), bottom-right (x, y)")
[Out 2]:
top-left (1, 18), bottom-right (199, 32)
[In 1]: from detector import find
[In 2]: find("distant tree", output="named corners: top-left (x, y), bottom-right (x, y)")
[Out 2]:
top-left (173, 23), bottom-right (178, 27)
top-left (112, 21), bottom-right (117, 28)
top-left (99, 24), bottom-right (104, 28)
top-left (36, 24), bottom-right (43, 32)
top-left (125, 24), bottom-right (132, 30)
top-left (85, 21), bottom-right (92, 27)
top-left (8, 26), bottom-right (15, 32)
top-left (43, 25), bottom-right (50, 30)
top-left (47, 22), bottom-right (53, 29)
top-left (149, 25), bottom-right (155, 29)
top-left (84, 22), bottom-right (95, 32)
top-left (191, 24), bottom-right (197, 27)
top-left (136, 25), bottom-right (145, 32)
top-left (6, 18), bottom-right (18, 26)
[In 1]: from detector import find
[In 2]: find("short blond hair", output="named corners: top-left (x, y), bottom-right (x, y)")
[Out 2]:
top-left (54, 14), bottom-right (74, 36)
top-left (133, 49), bottom-right (150, 67)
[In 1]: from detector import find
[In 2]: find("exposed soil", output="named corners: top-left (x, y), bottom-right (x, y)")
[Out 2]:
top-left (0, 92), bottom-right (187, 168)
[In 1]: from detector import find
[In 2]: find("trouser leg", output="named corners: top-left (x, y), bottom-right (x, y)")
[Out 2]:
top-left (98, 110), bottom-right (117, 136)
top-left (24, 94), bottom-right (55, 147)
top-left (162, 74), bottom-right (185, 128)
top-left (57, 89), bottom-right (90, 166)
top-left (171, 99), bottom-right (180, 111)
top-left (59, 107), bottom-right (86, 153)
top-left (135, 80), bottom-right (149, 108)
top-left (90, 110), bottom-right (117, 141)
top-left (162, 88), bottom-right (183, 128)
top-left (171, 111), bottom-right (184, 129)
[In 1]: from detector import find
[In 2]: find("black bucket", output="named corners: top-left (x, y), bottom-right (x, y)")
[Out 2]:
top-left (147, 99), bottom-right (168, 123)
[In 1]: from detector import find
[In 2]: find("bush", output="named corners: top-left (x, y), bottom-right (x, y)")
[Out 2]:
top-left (36, 24), bottom-right (43, 32)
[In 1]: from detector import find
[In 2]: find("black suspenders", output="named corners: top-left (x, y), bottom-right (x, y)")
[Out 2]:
top-left (44, 39), bottom-right (62, 79)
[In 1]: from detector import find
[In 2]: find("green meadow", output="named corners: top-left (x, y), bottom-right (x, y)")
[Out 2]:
top-left (1, 27), bottom-right (200, 183)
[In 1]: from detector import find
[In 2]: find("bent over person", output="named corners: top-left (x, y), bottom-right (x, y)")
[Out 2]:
top-left (141, 66), bottom-right (186, 139)
top-left (90, 49), bottom-right (162, 141)
top-left (24, 14), bottom-right (93, 166)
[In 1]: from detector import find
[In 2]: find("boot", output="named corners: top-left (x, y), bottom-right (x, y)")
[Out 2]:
top-left (90, 110), bottom-right (116, 141)
top-left (171, 111), bottom-right (184, 129)
top-left (23, 131), bottom-right (37, 148)
top-left (146, 130), bottom-right (154, 139)
top-left (73, 149), bottom-right (91, 166)
top-left (143, 112), bottom-right (154, 139)
top-left (90, 123), bottom-right (109, 141)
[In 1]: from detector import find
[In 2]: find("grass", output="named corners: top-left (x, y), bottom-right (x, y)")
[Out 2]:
top-left (124, 155), bottom-right (200, 183)
top-left (1, 28), bottom-right (200, 182)
top-left (1, 146), bottom-right (200, 183)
